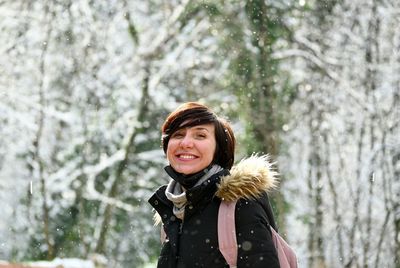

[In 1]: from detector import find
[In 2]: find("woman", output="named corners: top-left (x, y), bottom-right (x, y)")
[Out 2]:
top-left (148, 102), bottom-right (280, 268)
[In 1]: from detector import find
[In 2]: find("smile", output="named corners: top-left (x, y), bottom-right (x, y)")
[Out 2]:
top-left (177, 154), bottom-right (197, 159)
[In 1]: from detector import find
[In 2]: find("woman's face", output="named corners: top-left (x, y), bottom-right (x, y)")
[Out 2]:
top-left (167, 124), bottom-right (216, 175)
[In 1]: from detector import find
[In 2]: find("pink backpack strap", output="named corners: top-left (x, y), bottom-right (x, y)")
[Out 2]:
top-left (218, 200), bottom-right (238, 268)
top-left (218, 200), bottom-right (298, 268)
top-left (270, 227), bottom-right (298, 268)
top-left (160, 225), bottom-right (167, 244)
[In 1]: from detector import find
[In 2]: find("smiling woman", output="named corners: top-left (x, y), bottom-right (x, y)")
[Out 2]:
top-left (148, 102), bottom-right (280, 268)
top-left (166, 124), bottom-right (217, 176)
top-left (161, 102), bottom-right (235, 171)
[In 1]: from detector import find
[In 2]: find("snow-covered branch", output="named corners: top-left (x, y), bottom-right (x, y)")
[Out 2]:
top-left (137, 0), bottom-right (191, 59)
top-left (149, 18), bottom-right (210, 90)
top-left (85, 173), bottom-right (138, 213)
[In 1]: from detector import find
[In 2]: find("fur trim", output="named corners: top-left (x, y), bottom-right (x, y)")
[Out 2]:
top-left (216, 154), bottom-right (278, 202)
top-left (153, 212), bottom-right (162, 226)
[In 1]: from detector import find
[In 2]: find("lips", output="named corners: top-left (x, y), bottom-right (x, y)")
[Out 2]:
top-left (176, 153), bottom-right (198, 160)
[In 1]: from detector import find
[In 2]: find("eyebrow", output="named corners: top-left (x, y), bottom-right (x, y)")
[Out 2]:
top-left (188, 126), bottom-right (211, 132)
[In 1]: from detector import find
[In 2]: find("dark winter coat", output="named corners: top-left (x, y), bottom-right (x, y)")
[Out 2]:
top-left (148, 155), bottom-right (280, 268)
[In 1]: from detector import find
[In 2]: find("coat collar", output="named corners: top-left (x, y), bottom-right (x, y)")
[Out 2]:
top-left (215, 154), bottom-right (278, 201)
top-left (149, 154), bottom-right (277, 225)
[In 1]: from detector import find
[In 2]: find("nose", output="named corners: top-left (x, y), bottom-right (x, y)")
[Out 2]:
top-left (180, 134), bottom-right (193, 148)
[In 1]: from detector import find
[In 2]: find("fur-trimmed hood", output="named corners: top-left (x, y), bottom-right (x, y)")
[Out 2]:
top-left (216, 154), bottom-right (278, 202)
top-left (150, 154), bottom-right (278, 225)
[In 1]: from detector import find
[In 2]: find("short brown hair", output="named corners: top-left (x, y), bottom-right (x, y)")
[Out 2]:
top-left (161, 102), bottom-right (235, 169)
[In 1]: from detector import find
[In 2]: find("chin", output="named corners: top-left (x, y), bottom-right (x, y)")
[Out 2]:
top-left (177, 167), bottom-right (201, 175)
top-left (180, 170), bottom-right (198, 175)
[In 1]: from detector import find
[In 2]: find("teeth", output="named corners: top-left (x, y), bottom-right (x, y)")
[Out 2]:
top-left (179, 155), bottom-right (195, 159)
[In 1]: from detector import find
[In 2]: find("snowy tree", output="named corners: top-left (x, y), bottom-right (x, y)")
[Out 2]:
top-left (2, 0), bottom-right (398, 267)
top-left (0, 0), bottom-right (232, 266)
top-left (279, 0), bottom-right (400, 267)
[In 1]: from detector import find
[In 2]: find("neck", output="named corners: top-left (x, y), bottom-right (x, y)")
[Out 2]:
top-left (164, 164), bottom-right (214, 189)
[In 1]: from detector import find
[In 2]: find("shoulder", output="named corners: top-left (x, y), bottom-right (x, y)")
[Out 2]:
top-left (216, 154), bottom-right (278, 202)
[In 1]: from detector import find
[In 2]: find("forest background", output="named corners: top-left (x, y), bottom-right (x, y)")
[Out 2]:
top-left (0, 0), bottom-right (399, 267)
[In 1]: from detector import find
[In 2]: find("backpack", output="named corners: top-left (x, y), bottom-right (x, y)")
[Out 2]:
top-left (218, 200), bottom-right (298, 268)
top-left (159, 200), bottom-right (298, 268)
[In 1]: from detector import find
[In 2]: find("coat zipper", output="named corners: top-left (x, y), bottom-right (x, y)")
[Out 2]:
top-left (179, 220), bottom-right (184, 234)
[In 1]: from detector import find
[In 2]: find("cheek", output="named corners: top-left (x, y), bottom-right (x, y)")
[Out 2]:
top-left (166, 149), bottom-right (171, 161)
top-left (206, 141), bottom-right (217, 160)
top-left (166, 141), bottom-right (176, 159)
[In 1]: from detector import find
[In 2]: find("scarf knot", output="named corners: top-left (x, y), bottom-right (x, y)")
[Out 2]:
top-left (165, 165), bottom-right (223, 220)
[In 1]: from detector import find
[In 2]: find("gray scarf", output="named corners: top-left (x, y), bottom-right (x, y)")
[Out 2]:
top-left (165, 164), bottom-right (223, 220)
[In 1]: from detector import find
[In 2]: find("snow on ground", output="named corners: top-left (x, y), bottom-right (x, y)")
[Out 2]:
top-left (0, 258), bottom-right (95, 268)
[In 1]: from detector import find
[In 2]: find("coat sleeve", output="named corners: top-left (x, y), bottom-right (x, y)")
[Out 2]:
top-left (257, 191), bottom-right (278, 231)
top-left (234, 195), bottom-right (280, 268)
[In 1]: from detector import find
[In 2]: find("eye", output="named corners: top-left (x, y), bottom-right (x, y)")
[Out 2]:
top-left (171, 131), bottom-right (184, 138)
top-left (195, 133), bottom-right (207, 139)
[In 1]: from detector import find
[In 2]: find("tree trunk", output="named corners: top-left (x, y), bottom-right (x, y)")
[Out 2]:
top-left (362, 2), bottom-right (380, 266)
top-left (34, 2), bottom-right (54, 260)
top-left (324, 133), bottom-right (345, 264)
top-left (243, 0), bottom-right (288, 233)
top-left (393, 151), bottom-right (400, 267)
top-left (94, 65), bottom-right (151, 254)
top-left (306, 100), bottom-right (327, 268)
